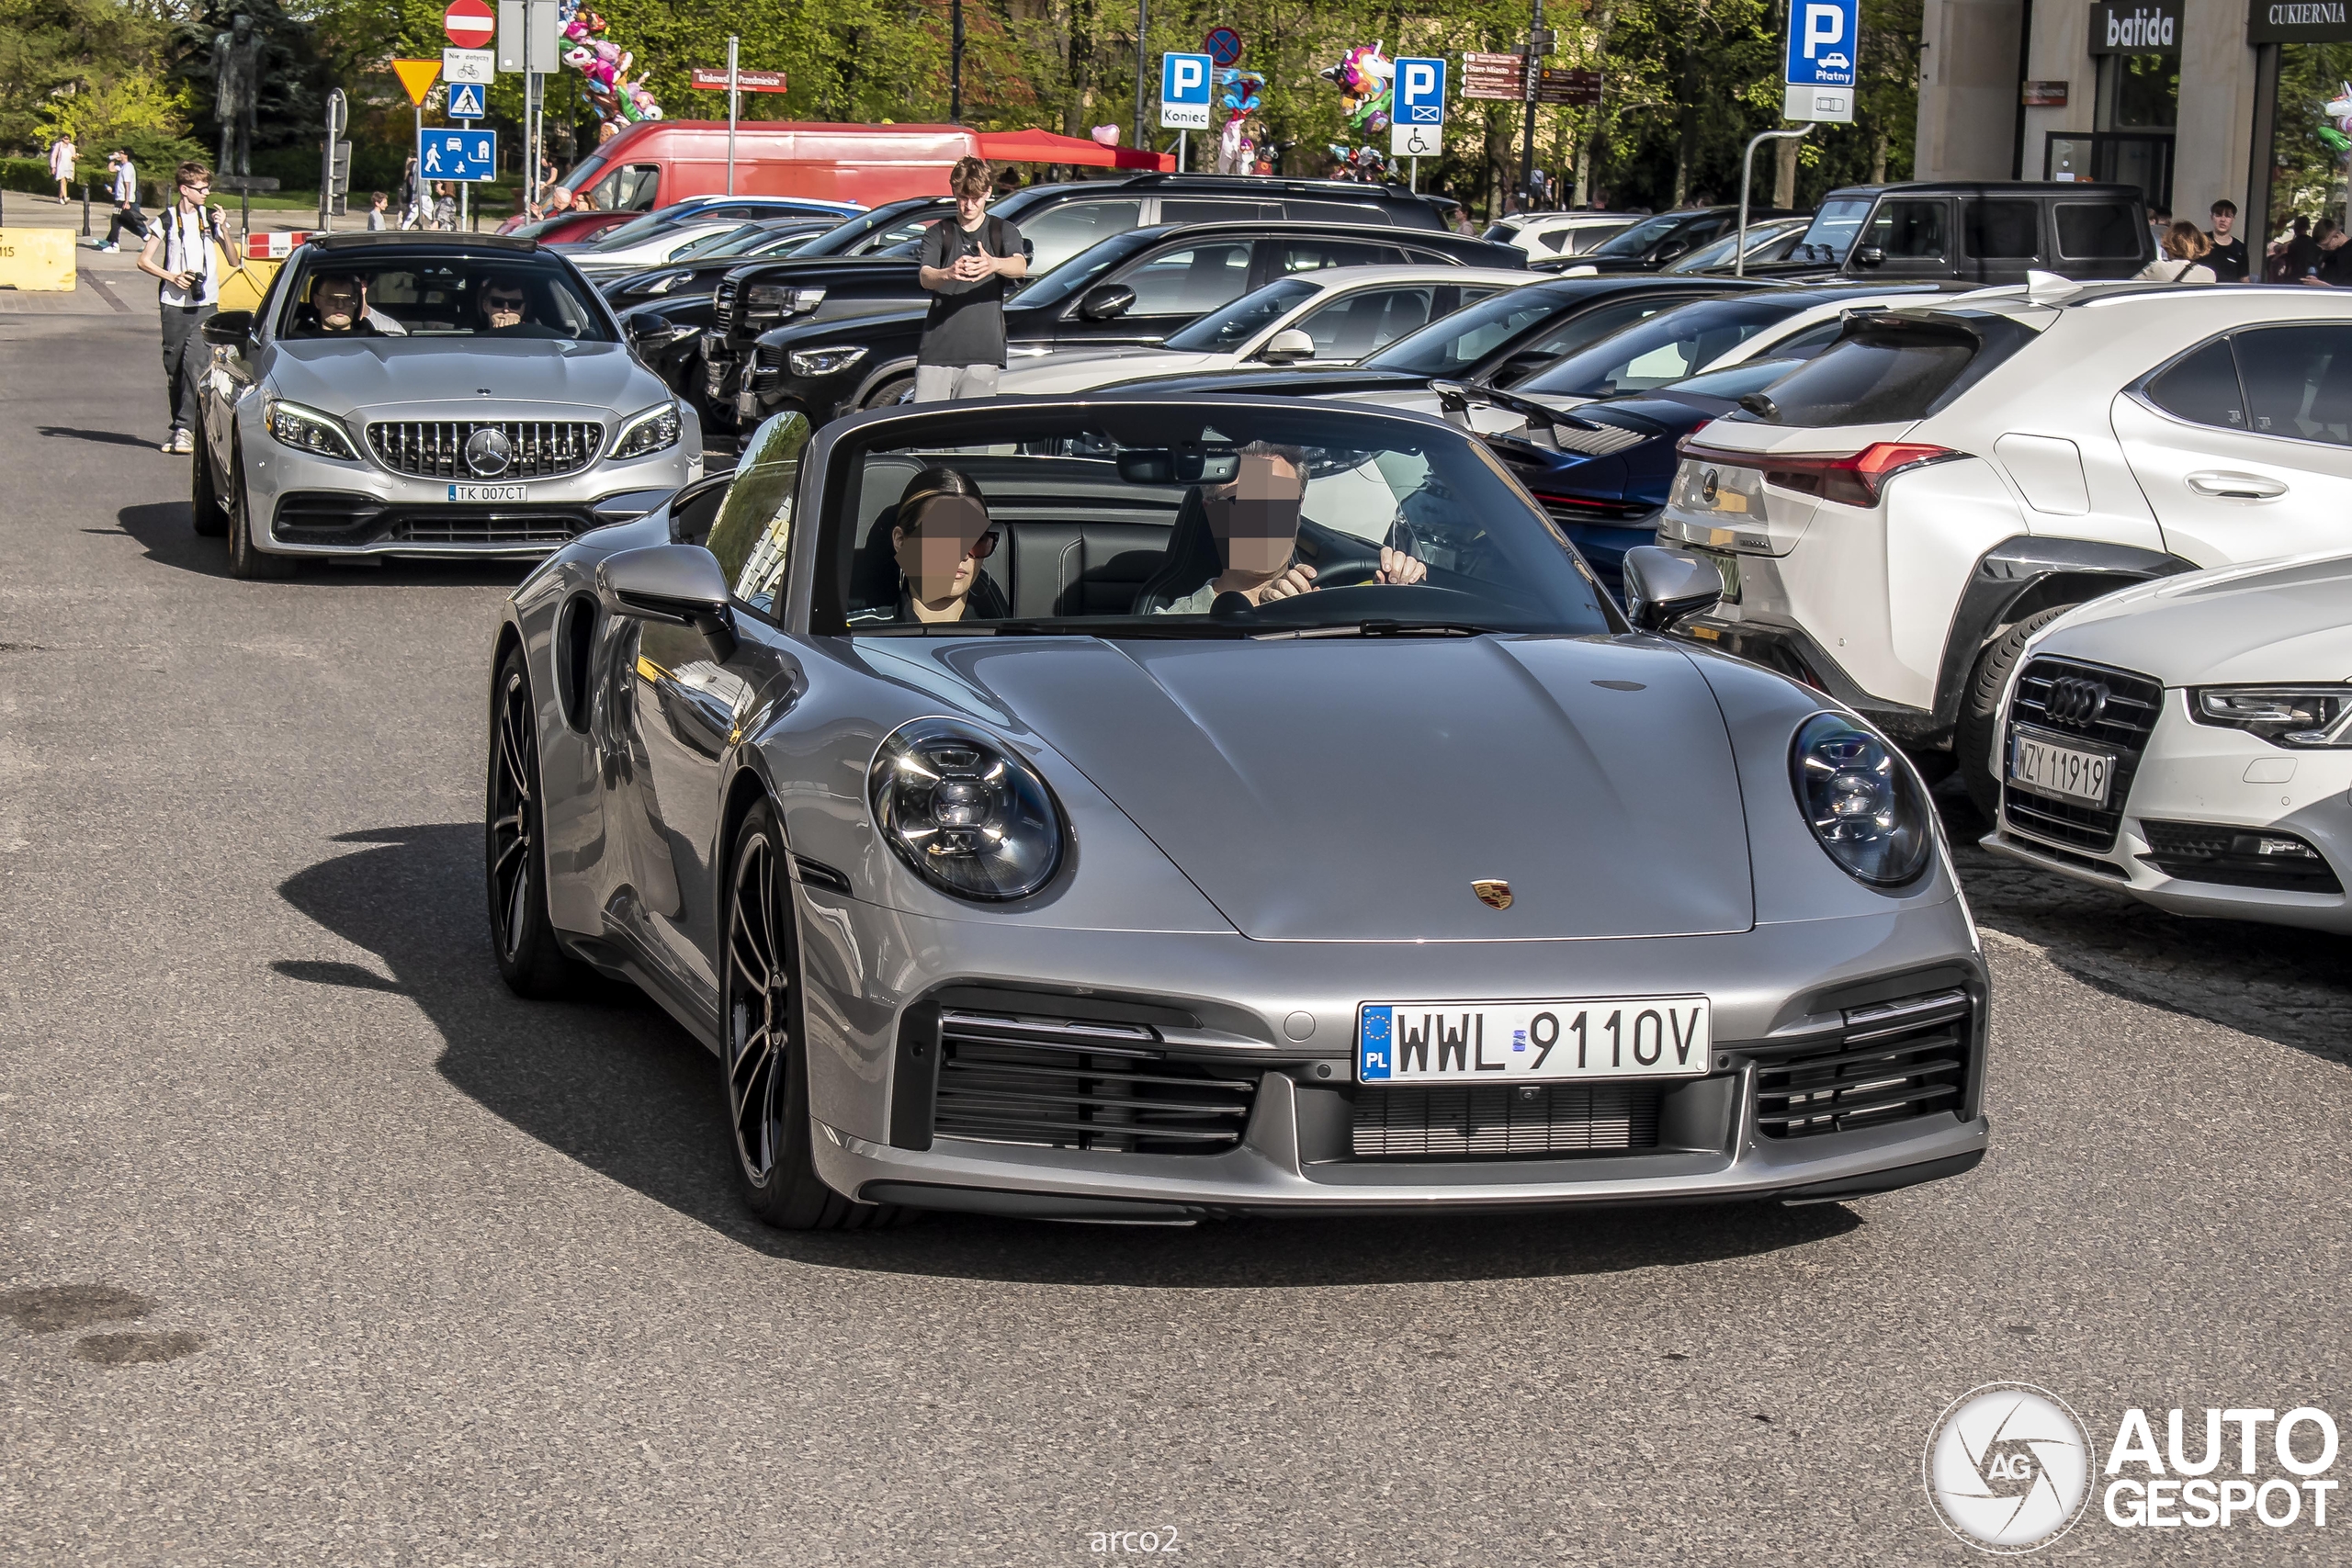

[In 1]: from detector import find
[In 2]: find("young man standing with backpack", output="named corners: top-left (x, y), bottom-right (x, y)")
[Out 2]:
top-left (913, 157), bottom-right (1027, 402)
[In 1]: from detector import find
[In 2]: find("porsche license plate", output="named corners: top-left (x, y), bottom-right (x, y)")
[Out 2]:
top-left (1358, 998), bottom-right (1710, 1084)
top-left (448, 484), bottom-right (526, 502)
top-left (2008, 730), bottom-right (2111, 807)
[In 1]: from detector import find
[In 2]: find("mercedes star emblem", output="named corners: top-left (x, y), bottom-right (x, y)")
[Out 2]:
top-left (463, 426), bottom-right (514, 478)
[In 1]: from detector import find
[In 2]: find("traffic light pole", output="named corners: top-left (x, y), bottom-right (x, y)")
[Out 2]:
top-left (1520, 0), bottom-right (1545, 210)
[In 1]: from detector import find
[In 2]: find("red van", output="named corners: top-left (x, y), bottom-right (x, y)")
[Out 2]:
top-left (553, 121), bottom-right (1170, 215)
top-left (555, 122), bottom-right (974, 212)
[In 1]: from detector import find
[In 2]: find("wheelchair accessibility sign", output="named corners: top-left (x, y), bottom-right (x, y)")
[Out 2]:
top-left (1390, 57), bottom-right (1445, 158)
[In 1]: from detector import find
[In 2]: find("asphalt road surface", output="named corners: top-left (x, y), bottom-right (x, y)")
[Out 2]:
top-left (6, 288), bottom-right (2350, 1567)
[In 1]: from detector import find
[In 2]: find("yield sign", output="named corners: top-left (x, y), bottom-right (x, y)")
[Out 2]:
top-left (390, 59), bottom-right (442, 107)
top-left (443, 0), bottom-right (494, 49)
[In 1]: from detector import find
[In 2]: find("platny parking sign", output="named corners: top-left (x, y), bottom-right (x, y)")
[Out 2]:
top-left (1785, 0), bottom-right (1859, 88)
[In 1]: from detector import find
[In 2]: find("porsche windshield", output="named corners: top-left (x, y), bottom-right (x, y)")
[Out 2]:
top-left (277, 254), bottom-right (616, 342)
top-left (801, 404), bottom-right (1619, 637)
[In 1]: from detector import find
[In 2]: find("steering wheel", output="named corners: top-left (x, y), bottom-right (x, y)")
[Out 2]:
top-left (1309, 557), bottom-right (1388, 589)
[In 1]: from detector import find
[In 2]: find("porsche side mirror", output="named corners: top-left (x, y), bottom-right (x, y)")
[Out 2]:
top-left (201, 310), bottom-right (254, 349)
top-left (598, 543), bottom-right (738, 660)
top-left (1078, 283), bottom-right (1136, 321)
top-left (1260, 327), bottom-right (1316, 364)
top-left (1852, 246), bottom-right (1886, 267)
top-left (1622, 546), bottom-right (1724, 633)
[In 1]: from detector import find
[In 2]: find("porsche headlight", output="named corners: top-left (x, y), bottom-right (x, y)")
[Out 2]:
top-left (610, 401), bottom-right (683, 460)
top-left (1791, 713), bottom-right (1932, 887)
top-left (868, 719), bottom-right (1064, 901)
top-left (2191, 685), bottom-right (2352, 748)
top-left (787, 345), bottom-right (867, 379)
top-left (264, 397), bottom-right (357, 460)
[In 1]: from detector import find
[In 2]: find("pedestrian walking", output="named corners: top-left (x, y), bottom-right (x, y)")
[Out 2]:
top-left (49, 134), bottom-right (76, 202)
top-left (366, 190), bottom-right (389, 231)
top-left (135, 160), bottom-right (243, 455)
top-left (99, 150), bottom-right (147, 252)
top-left (431, 183), bottom-right (457, 231)
top-left (913, 156), bottom-right (1027, 403)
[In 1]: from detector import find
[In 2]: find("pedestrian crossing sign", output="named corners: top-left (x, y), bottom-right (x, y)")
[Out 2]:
top-left (447, 82), bottom-right (486, 119)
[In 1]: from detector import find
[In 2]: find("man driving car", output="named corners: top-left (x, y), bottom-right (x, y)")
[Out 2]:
top-left (477, 277), bottom-right (534, 333)
top-left (306, 273), bottom-right (406, 336)
top-left (1153, 444), bottom-right (1425, 613)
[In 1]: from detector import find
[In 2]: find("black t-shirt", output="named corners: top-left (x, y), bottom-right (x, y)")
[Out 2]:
top-left (918, 215), bottom-right (1023, 367)
top-left (2205, 234), bottom-right (2249, 282)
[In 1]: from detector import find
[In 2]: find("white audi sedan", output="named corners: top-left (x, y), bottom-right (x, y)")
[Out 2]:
top-left (992, 265), bottom-right (1532, 396)
top-left (1982, 553), bottom-right (2352, 932)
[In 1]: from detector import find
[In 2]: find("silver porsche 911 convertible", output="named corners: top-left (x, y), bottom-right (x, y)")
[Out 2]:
top-left (486, 395), bottom-right (1989, 1228)
top-left (189, 232), bottom-right (699, 580)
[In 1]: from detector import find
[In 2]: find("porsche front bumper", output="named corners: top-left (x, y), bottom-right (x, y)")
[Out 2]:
top-left (793, 896), bottom-right (1992, 1219)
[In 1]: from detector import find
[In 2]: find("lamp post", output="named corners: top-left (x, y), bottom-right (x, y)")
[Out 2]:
top-left (1133, 0), bottom-right (1148, 156)
top-left (951, 0), bottom-right (964, 124)
top-left (1736, 125), bottom-right (1812, 276)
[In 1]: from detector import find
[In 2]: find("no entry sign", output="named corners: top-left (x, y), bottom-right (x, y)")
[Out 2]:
top-left (444, 0), bottom-right (495, 50)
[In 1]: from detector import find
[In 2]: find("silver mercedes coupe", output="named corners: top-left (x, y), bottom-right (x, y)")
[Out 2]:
top-left (486, 395), bottom-right (1989, 1228)
top-left (189, 232), bottom-right (699, 579)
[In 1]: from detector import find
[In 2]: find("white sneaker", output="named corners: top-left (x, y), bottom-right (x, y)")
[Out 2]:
top-left (99, 243), bottom-right (119, 253)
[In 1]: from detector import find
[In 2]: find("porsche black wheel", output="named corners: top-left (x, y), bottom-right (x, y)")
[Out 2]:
top-left (487, 648), bottom-right (581, 998)
top-left (721, 800), bottom-right (901, 1230)
top-left (189, 410), bottom-right (226, 536)
top-left (225, 448), bottom-right (293, 581)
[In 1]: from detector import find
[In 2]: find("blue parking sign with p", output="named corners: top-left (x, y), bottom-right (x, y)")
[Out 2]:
top-left (1396, 57), bottom-right (1446, 125)
top-left (1160, 51), bottom-right (1213, 129)
top-left (1784, 0), bottom-right (1858, 88)
top-left (418, 127), bottom-right (496, 183)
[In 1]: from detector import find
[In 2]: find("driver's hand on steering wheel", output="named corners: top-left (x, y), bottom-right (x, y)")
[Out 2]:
top-left (1253, 561), bottom-right (1317, 603)
top-left (1375, 547), bottom-right (1428, 585)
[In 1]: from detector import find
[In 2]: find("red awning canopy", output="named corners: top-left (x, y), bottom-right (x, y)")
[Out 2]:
top-left (975, 128), bottom-right (1172, 172)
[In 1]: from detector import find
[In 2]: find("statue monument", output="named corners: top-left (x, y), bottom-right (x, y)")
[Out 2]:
top-left (210, 15), bottom-right (262, 177)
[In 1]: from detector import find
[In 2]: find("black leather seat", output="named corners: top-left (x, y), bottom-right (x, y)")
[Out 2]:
top-left (1129, 489), bottom-right (1218, 615)
top-left (845, 455), bottom-right (1181, 621)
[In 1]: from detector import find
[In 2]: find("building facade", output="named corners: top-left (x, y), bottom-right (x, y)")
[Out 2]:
top-left (1917, 0), bottom-right (2352, 243)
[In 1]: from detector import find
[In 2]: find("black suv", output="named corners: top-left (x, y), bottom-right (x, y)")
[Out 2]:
top-left (688, 174), bottom-right (1466, 419)
top-left (1747, 181), bottom-right (2154, 283)
top-left (733, 220), bottom-right (1522, 426)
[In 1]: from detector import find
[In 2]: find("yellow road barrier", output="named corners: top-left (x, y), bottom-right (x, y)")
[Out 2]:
top-left (0, 228), bottom-right (76, 291)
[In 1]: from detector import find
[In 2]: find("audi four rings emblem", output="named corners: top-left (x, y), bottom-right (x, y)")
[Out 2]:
top-left (2042, 676), bottom-right (2109, 728)
top-left (464, 427), bottom-right (514, 478)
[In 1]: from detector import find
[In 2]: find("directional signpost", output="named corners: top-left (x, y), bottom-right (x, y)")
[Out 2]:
top-left (1160, 51), bottom-right (1213, 171)
top-left (1783, 0), bottom-right (1858, 122)
top-left (1390, 57), bottom-right (1445, 187)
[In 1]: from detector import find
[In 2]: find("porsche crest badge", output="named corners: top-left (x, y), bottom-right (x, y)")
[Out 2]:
top-left (1472, 879), bottom-right (1513, 910)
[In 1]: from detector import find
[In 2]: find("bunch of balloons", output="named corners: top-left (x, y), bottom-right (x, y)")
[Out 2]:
top-left (1319, 43), bottom-right (1395, 137)
top-left (2321, 81), bottom-right (2352, 155)
top-left (1327, 144), bottom-right (1390, 181)
top-left (558, 2), bottom-right (663, 128)
top-left (1215, 70), bottom-right (1265, 174)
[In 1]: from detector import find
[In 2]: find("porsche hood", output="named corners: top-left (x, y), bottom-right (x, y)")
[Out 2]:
top-left (917, 636), bottom-right (1755, 942)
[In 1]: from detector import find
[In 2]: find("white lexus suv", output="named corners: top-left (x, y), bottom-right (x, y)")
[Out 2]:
top-left (1648, 279), bottom-right (2352, 803)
